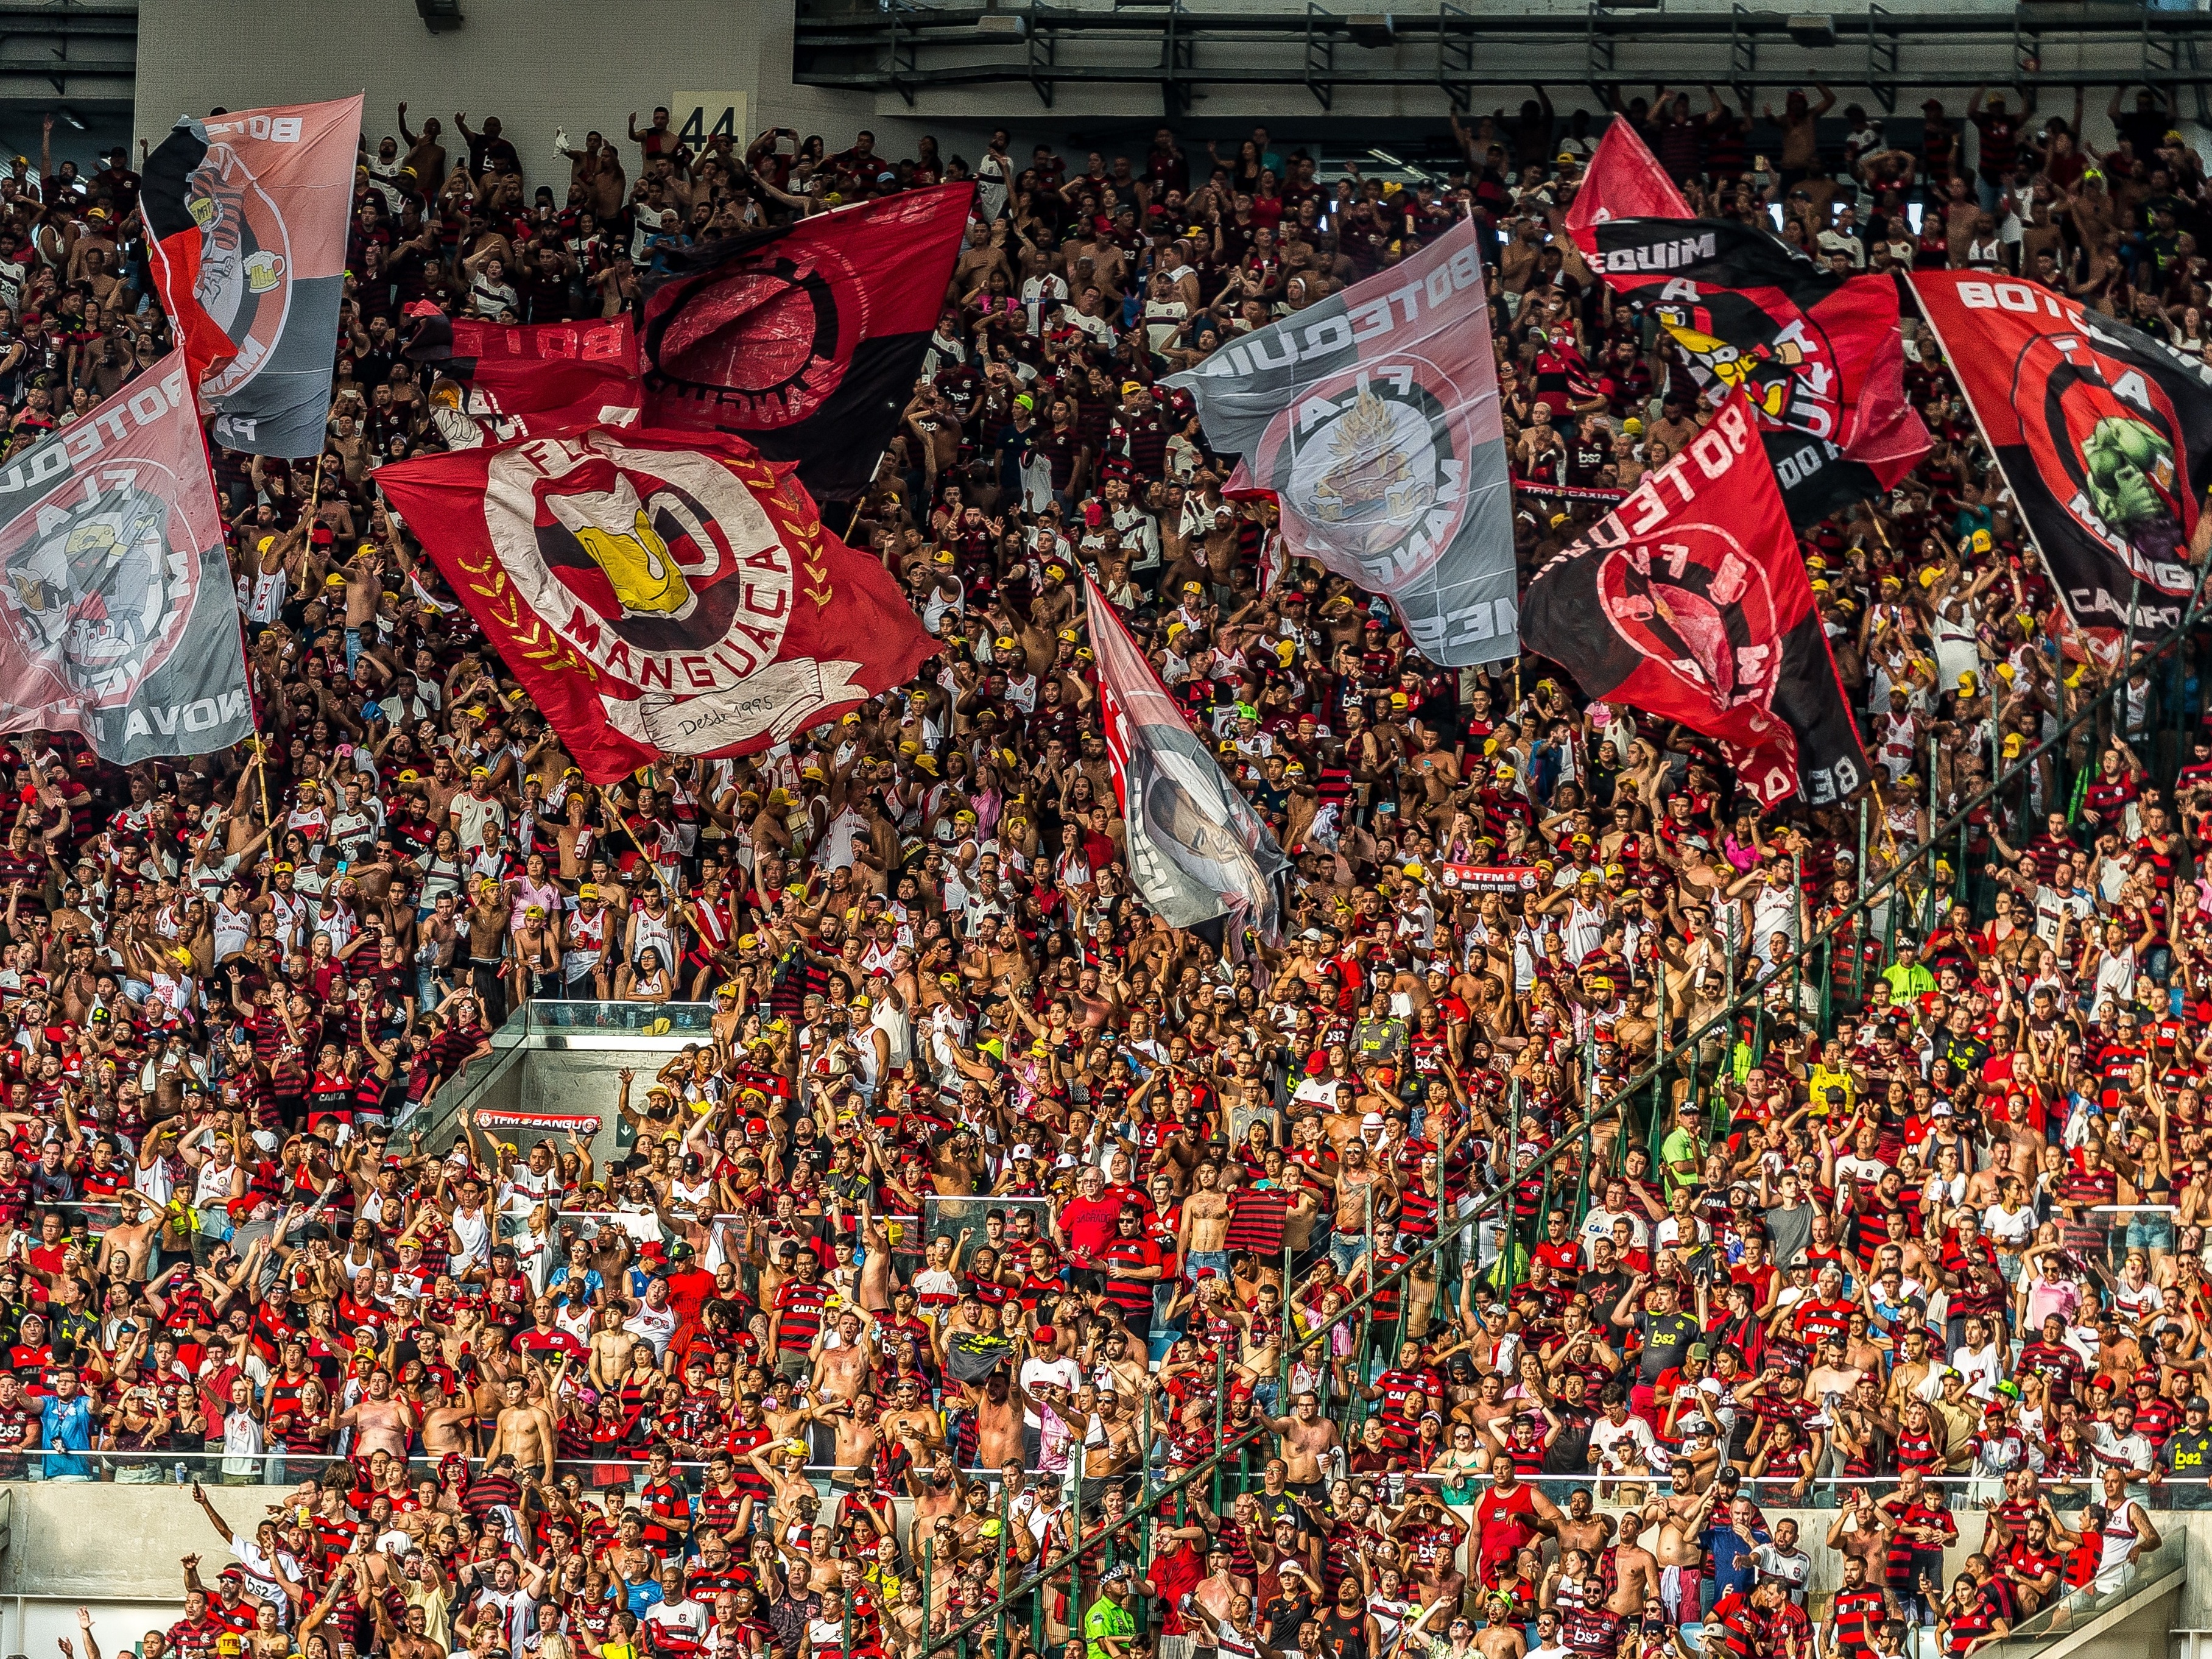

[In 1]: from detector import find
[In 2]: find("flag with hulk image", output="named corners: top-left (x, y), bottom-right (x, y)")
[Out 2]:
top-left (1914, 271), bottom-right (2212, 663)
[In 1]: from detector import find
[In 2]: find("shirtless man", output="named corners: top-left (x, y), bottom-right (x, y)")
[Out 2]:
top-left (878, 1375), bottom-right (943, 1464)
top-left (1606, 1510), bottom-right (1664, 1620)
top-left (1262, 1390), bottom-right (1342, 1495)
top-left (418, 1376), bottom-right (477, 1465)
top-left (483, 1373), bottom-right (556, 1484)
top-left (1191, 1543), bottom-right (1253, 1627)
top-left (906, 1450), bottom-right (967, 1530)
top-left (1555, 1487), bottom-right (1613, 1564)
top-left (1178, 1162), bottom-right (1232, 1276)
top-left (1825, 1486), bottom-right (1895, 1587)
top-left (962, 1367), bottom-right (1030, 1471)
top-left (811, 1308), bottom-right (873, 1408)
top-left (335, 1367), bottom-right (420, 1464)
top-left (1642, 1462), bottom-right (1719, 1624)
top-left (826, 1392), bottom-right (881, 1482)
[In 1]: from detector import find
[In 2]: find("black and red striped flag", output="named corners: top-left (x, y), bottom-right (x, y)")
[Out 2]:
top-left (638, 184), bottom-right (973, 501)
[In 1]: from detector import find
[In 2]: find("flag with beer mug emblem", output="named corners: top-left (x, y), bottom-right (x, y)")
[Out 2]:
top-left (1085, 574), bottom-right (1287, 945)
top-left (1520, 392), bottom-right (1869, 808)
top-left (1163, 217), bottom-right (1516, 669)
top-left (1912, 270), bottom-right (2211, 663)
top-left (374, 426), bottom-right (936, 784)
top-left (0, 351), bottom-right (253, 762)
top-left (143, 94), bottom-right (362, 458)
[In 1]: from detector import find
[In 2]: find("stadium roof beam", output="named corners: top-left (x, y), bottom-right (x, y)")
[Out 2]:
top-left (792, 2), bottom-right (2212, 105)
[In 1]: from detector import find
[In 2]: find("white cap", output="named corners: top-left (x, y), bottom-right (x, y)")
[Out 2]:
top-left (1012, 1143), bottom-right (1035, 1161)
top-left (1055, 1154), bottom-right (1079, 1169)
top-left (1361, 1111), bottom-right (1386, 1130)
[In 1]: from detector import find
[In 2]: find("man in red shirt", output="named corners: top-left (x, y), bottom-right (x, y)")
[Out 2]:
top-left (1055, 1166), bottom-right (1124, 1278)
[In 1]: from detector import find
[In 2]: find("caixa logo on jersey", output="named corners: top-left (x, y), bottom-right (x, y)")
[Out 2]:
top-left (1598, 520), bottom-right (1783, 714)
top-left (1258, 361), bottom-right (1479, 590)
top-left (191, 136), bottom-right (296, 398)
top-left (0, 471), bottom-right (199, 705)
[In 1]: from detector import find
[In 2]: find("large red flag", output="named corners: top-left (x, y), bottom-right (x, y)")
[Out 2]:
top-left (1564, 118), bottom-right (1691, 259)
top-left (1519, 393), bottom-right (1869, 807)
top-left (376, 426), bottom-right (935, 783)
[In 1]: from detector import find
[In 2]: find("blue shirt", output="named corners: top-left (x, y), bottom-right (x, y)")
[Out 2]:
top-left (40, 1393), bottom-right (93, 1476)
top-left (1703, 1519), bottom-right (1768, 1597)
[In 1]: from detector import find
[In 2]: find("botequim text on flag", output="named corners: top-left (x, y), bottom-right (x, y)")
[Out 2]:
top-left (0, 351), bottom-right (253, 762)
top-left (1519, 392), bottom-right (1869, 808)
top-left (638, 183), bottom-right (974, 502)
top-left (1565, 121), bottom-right (1926, 526)
top-left (1085, 573), bottom-right (1287, 942)
top-left (1162, 217), bottom-right (1516, 669)
top-left (374, 425), bottom-right (937, 784)
top-left (143, 94), bottom-right (362, 459)
top-left (1912, 270), bottom-right (2209, 660)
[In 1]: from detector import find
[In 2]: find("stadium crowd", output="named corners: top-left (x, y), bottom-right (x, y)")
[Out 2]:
top-left (4, 75), bottom-right (2212, 1659)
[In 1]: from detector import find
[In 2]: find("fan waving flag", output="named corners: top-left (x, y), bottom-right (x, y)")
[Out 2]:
top-left (143, 95), bottom-right (362, 458)
top-left (1162, 217), bottom-right (1516, 668)
top-left (1571, 213), bottom-right (1927, 526)
top-left (1520, 393), bottom-right (1869, 808)
top-left (1913, 272), bottom-right (2208, 661)
top-left (1085, 575), bottom-right (1287, 943)
top-left (375, 426), bottom-right (937, 783)
top-left (404, 311), bottom-right (644, 448)
top-left (639, 183), bottom-right (974, 502)
top-left (1564, 118), bottom-right (1691, 249)
top-left (0, 353), bottom-right (253, 761)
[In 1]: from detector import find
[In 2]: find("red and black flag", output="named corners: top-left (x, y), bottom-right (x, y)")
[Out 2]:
top-left (1914, 272), bottom-right (2208, 662)
top-left (403, 308), bottom-right (644, 446)
top-left (1520, 393), bottom-right (1869, 808)
top-left (142, 96), bottom-right (362, 458)
top-left (638, 183), bottom-right (973, 501)
top-left (1570, 214), bottom-right (1928, 526)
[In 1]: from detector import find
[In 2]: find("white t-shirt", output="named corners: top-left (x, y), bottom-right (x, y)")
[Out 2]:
top-left (646, 1597), bottom-right (709, 1649)
top-left (1019, 1353), bottom-right (1084, 1430)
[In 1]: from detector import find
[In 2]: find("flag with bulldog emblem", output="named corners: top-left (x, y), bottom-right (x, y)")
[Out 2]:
top-left (1085, 574), bottom-right (1287, 943)
top-left (1162, 216), bottom-right (1516, 669)
top-left (1913, 272), bottom-right (2210, 662)
top-left (1569, 199), bottom-right (1927, 526)
top-left (1520, 393), bottom-right (1869, 807)
top-left (403, 310), bottom-right (644, 448)
top-left (143, 95), bottom-right (362, 458)
top-left (374, 426), bottom-right (936, 784)
top-left (0, 353), bottom-right (253, 761)
top-left (639, 184), bottom-right (974, 502)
